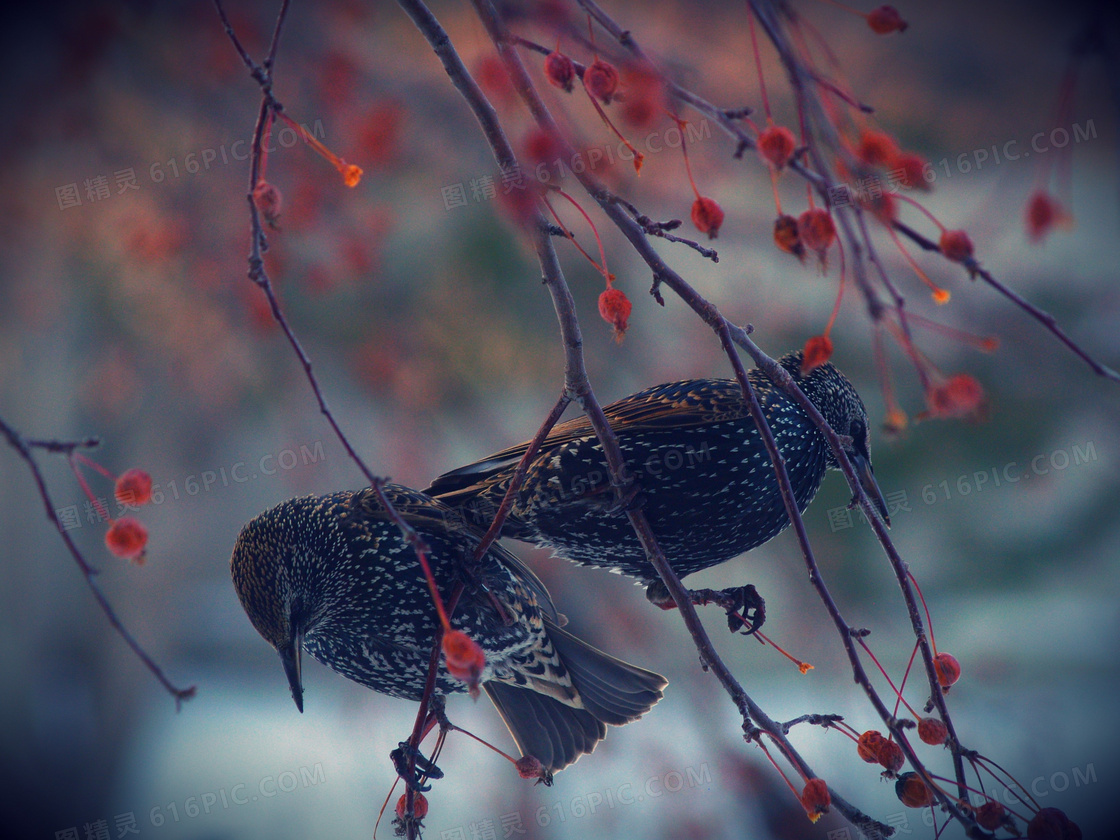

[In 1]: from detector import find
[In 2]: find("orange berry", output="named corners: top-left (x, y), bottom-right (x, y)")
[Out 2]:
top-left (339, 163), bottom-right (363, 188)
top-left (114, 469), bottom-right (153, 507)
top-left (691, 196), bottom-right (724, 239)
top-left (598, 287), bottom-right (633, 343)
top-left (877, 739), bottom-right (905, 773)
top-left (544, 50), bottom-right (575, 93)
top-left (800, 778), bottom-right (831, 823)
top-left (773, 214), bottom-right (804, 259)
top-left (883, 408), bottom-right (908, 436)
top-left (442, 630), bottom-right (485, 692)
top-left (867, 5), bottom-right (908, 34)
top-left (917, 717), bottom-right (949, 745)
top-left (798, 208), bottom-right (836, 254)
top-left (252, 180), bottom-right (283, 228)
top-left (801, 335), bottom-right (833, 374)
top-left (857, 730), bottom-right (887, 763)
top-left (895, 772), bottom-right (934, 808)
top-left (396, 792), bottom-right (428, 820)
top-left (939, 229), bottom-right (974, 262)
top-left (934, 651), bottom-right (962, 687)
top-left (976, 801), bottom-right (1006, 831)
top-left (105, 517), bottom-right (148, 563)
top-left (758, 124), bottom-right (796, 170)
top-left (584, 58), bottom-right (619, 104)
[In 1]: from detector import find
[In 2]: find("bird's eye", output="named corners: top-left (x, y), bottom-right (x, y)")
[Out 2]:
top-left (849, 419), bottom-right (868, 454)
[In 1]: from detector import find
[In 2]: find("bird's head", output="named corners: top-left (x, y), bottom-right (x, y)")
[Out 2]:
top-left (780, 352), bottom-right (890, 527)
top-left (231, 495), bottom-right (342, 713)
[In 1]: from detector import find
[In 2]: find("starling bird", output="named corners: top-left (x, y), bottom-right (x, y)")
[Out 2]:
top-left (426, 351), bottom-right (888, 588)
top-left (230, 484), bottom-right (666, 773)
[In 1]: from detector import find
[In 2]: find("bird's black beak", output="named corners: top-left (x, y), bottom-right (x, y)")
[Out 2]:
top-left (852, 453), bottom-right (891, 528)
top-left (279, 634), bottom-right (304, 713)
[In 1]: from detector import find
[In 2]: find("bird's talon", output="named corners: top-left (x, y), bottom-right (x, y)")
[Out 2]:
top-left (605, 476), bottom-right (644, 514)
top-left (391, 742), bottom-right (444, 791)
top-left (722, 584), bottom-right (765, 636)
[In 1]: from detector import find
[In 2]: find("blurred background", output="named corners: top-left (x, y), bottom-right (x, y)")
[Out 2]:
top-left (1, 1), bottom-right (1117, 838)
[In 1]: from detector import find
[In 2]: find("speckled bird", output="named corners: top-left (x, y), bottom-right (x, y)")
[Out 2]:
top-left (230, 484), bottom-right (666, 773)
top-left (425, 351), bottom-right (888, 586)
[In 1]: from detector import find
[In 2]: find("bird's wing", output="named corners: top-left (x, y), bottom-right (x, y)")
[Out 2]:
top-left (353, 484), bottom-right (461, 532)
top-left (352, 485), bottom-right (562, 623)
top-left (425, 378), bottom-right (749, 497)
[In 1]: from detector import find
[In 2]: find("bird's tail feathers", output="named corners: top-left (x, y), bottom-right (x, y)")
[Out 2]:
top-left (483, 619), bottom-right (666, 772)
top-left (544, 617), bottom-right (667, 726)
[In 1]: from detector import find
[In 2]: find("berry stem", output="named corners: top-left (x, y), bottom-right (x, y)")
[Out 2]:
top-left (68, 453), bottom-right (113, 524)
top-left (747, 8), bottom-right (773, 121)
top-left (855, 636), bottom-right (923, 720)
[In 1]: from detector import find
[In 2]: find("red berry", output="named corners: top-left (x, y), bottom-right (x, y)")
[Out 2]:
top-left (877, 739), bottom-right (905, 773)
top-left (105, 517), bottom-right (149, 563)
top-left (1025, 190), bottom-right (1070, 244)
top-left (895, 772), bottom-right (934, 808)
top-left (584, 58), bottom-right (619, 104)
top-left (515, 755), bottom-right (545, 780)
top-left (442, 630), bottom-right (485, 694)
top-left (524, 127), bottom-right (562, 170)
top-left (801, 335), bottom-right (833, 375)
top-left (798, 208), bottom-right (836, 255)
top-left (773, 214), bottom-right (804, 259)
top-left (1027, 807), bottom-right (1081, 840)
top-left (691, 196), bottom-right (724, 239)
top-left (976, 801), bottom-right (1007, 831)
top-left (800, 778), bottom-right (830, 822)
top-left (917, 717), bottom-right (948, 745)
top-left (894, 152), bottom-right (930, 190)
top-left (934, 651), bottom-right (962, 687)
top-left (598, 287), bottom-right (632, 343)
top-left (114, 468), bottom-right (153, 507)
top-left (857, 730), bottom-right (886, 763)
top-left (939, 229), bottom-right (974, 262)
top-left (395, 792), bottom-right (428, 820)
top-left (758, 125), bottom-right (796, 170)
top-left (867, 5), bottom-right (908, 34)
top-left (619, 65), bottom-right (663, 128)
top-left (864, 192), bottom-right (897, 224)
top-left (475, 54), bottom-right (515, 105)
top-left (857, 130), bottom-right (900, 167)
top-left (927, 377), bottom-right (984, 420)
top-left (544, 50), bottom-right (575, 93)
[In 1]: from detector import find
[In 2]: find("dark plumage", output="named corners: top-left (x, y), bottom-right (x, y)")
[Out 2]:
top-left (230, 484), bottom-right (666, 773)
top-left (426, 351), bottom-right (888, 584)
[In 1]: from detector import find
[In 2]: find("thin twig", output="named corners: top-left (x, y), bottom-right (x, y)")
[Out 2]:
top-left (894, 220), bottom-right (1120, 383)
top-left (469, 393), bottom-right (571, 564)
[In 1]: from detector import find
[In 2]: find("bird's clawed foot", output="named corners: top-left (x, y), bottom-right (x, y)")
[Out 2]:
top-left (603, 474), bottom-right (645, 514)
top-left (645, 581), bottom-right (766, 635)
top-left (391, 741), bottom-right (444, 792)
